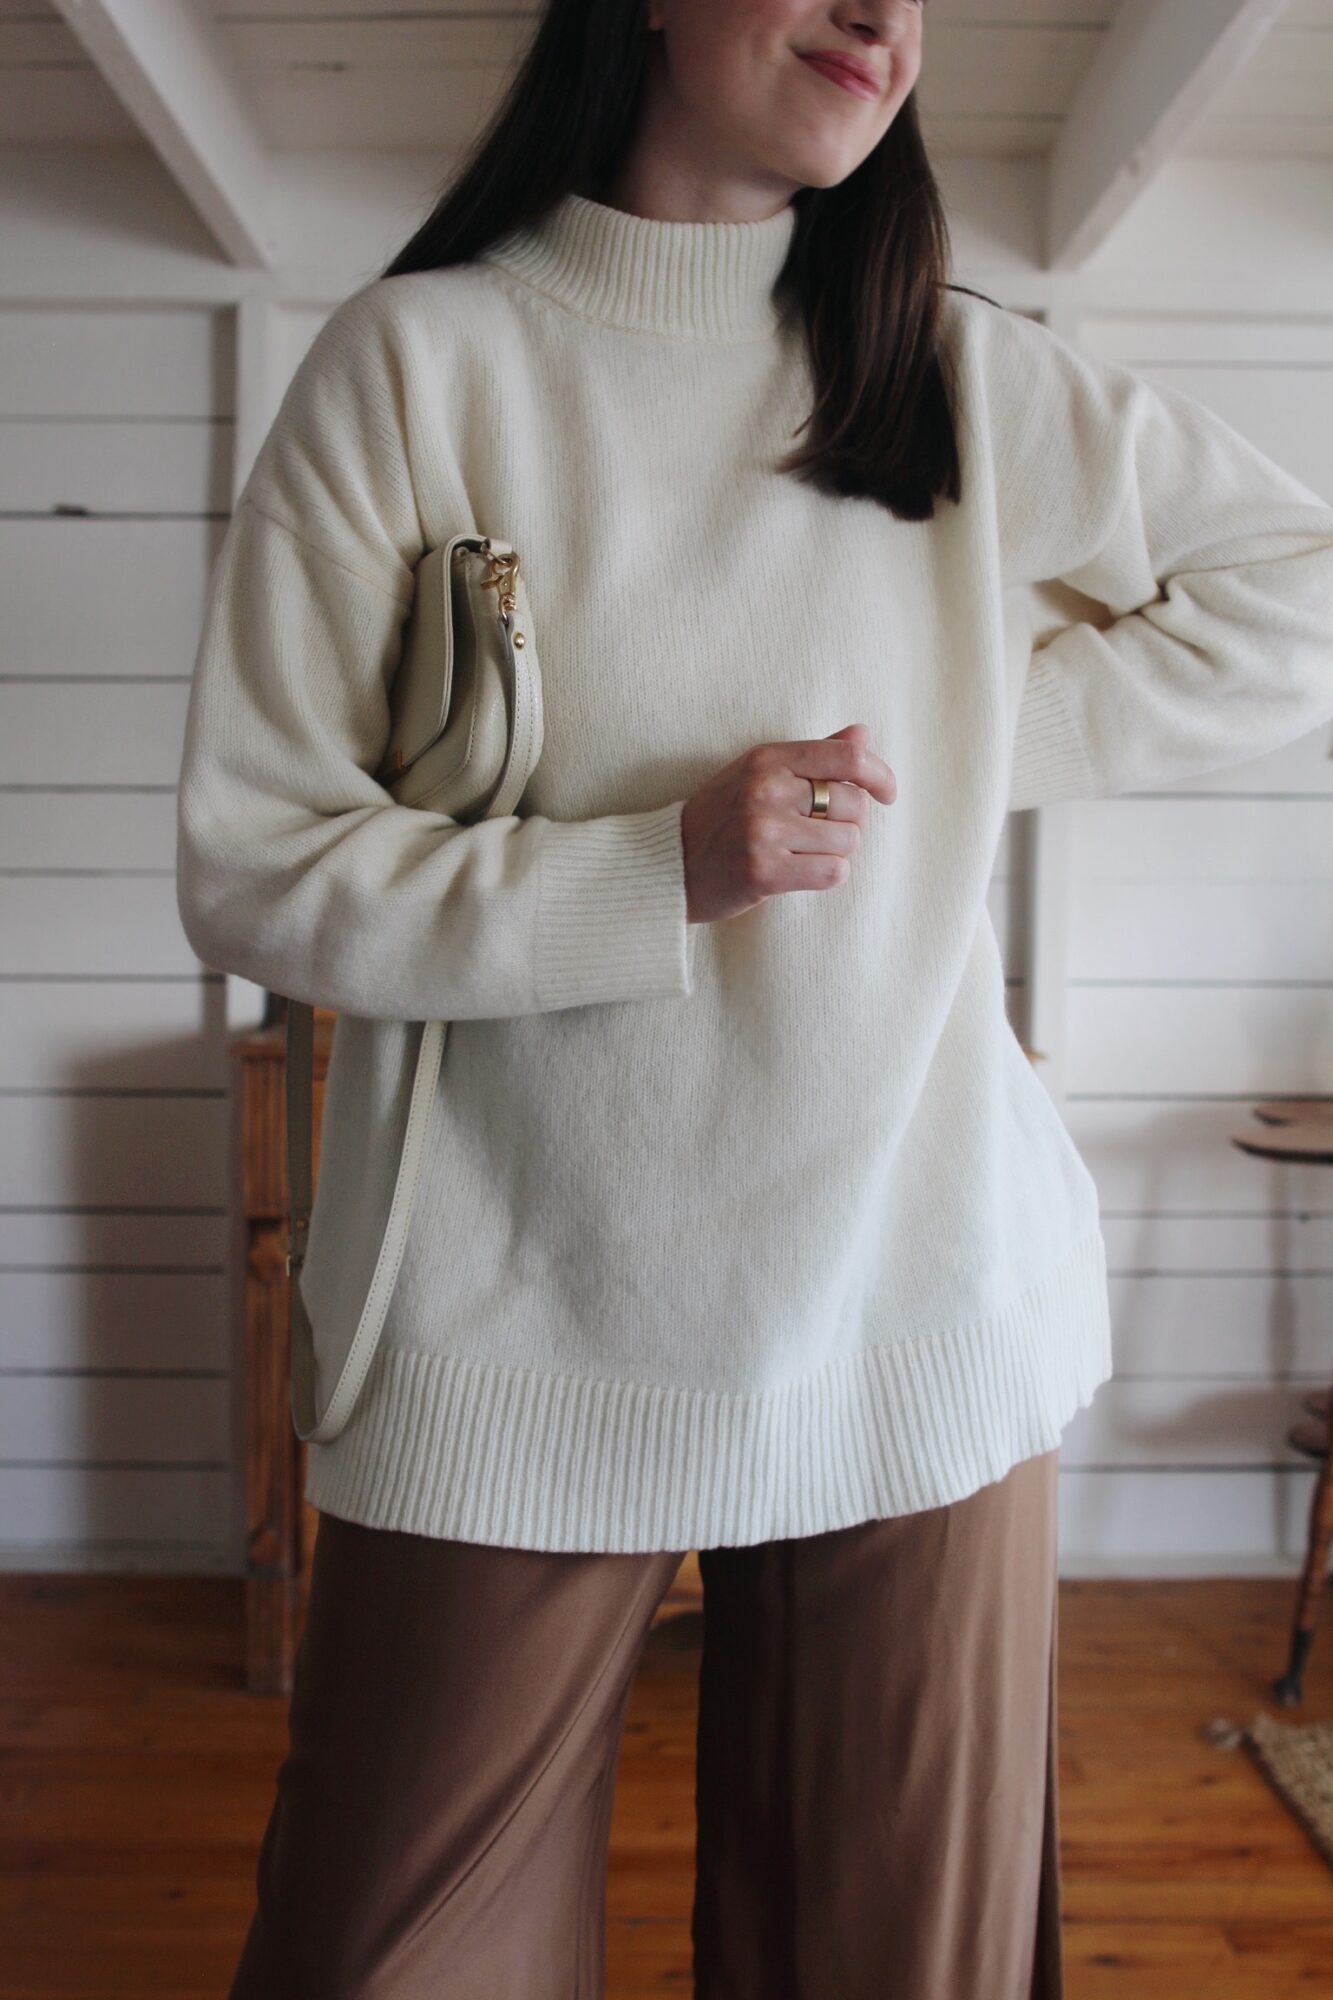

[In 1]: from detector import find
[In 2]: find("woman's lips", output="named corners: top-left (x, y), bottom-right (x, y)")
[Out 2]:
top-left (798, 52), bottom-right (881, 102)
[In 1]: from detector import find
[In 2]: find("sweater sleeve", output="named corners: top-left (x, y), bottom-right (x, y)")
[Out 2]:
top-left (997, 307), bottom-right (1333, 814)
top-left (175, 285), bottom-right (694, 1021)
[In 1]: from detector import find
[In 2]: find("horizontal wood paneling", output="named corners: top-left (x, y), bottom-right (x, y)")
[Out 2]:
top-left (0, 1078), bottom-right (229, 1210)
top-left (0, 980), bottom-right (229, 1090)
top-left (0, 304), bottom-right (232, 418)
top-left (1074, 794), bottom-right (1333, 879)
top-left (0, 418), bottom-right (231, 514)
top-left (1069, 882), bottom-right (1333, 981)
top-left (1101, 1274), bottom-right (1333, 1379)
top-left (1068, 986), bottom-right (1333, 1096)
top-left (0, 1468), bottom-right (235, 1554)
top-left (1134, 730), bottom-right (1333, 793)
top-left (1042, 314), bottom-right (1333, 1557)
top-left (1062, 1376), bottom-right (1328, 1467)
top-left (2, 518), bottom-right (224, 679)
top-left (1069, 1098), bottom-right (1333, 1210)
top-left (0, 1375), bottom-right (231, 1462)
top-left (1099, 1212), bottom-right (1333, 1271)
top-left (0, 1271), bottom-right (231, 1373)
top-left (0, 881), bottom-right (204, 978)
top-left (1057, 1467), bottom-right (1318, 1569)
top-left (0, 791), bottom-right (177, 869)
top-left (0, 1210), bottom-right (228, 1272)
top-left (0, 682), bottom-right (190, 786)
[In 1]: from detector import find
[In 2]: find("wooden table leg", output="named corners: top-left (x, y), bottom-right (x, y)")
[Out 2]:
top-left (1273, 1403), bottom-right (1333, 1708)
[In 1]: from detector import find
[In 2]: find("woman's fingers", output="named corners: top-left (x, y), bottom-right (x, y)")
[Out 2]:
top-left (772, 735), bottom-right (898, 807)
top-left (790, 774), bottom-right (871, 826)
top-left (679, 726), bottom-right (896, 926)
top-left (787, 783), bottom-right (865, 855)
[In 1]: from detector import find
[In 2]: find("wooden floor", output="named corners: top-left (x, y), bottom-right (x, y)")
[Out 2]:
top-left (1, 1570), bottom-right (1331, 1997)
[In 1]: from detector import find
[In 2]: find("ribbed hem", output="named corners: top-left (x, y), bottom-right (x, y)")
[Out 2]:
top-left (535, 799), bottom-right (693, 1008)
top-left (303, 1226), bottom-right (1113, 1553)
top-left (480, 190), bottom-right (797, 340)
top-left (1008, 652), bottom-right (1097, 812)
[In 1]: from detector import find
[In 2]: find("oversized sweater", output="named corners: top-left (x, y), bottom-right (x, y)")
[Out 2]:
top-left (175, 190), bottom-right (1333, 1553)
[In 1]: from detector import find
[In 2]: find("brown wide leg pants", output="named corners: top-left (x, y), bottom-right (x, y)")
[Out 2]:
top-left (229, 1444), bottom-right (1063, 2000)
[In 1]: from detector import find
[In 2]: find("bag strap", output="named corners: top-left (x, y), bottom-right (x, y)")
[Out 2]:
top-left (287, 1009), bottom-right (446, 1443)
top-left (285, 547), bottom-right (541, 1444)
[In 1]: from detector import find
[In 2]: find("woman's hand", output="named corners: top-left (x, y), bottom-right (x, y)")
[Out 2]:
top-left (680, 723), bottom-right (897, 926)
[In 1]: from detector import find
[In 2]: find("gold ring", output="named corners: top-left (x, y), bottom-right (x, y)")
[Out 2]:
top-left (809, 779), bottom-right (831, 818)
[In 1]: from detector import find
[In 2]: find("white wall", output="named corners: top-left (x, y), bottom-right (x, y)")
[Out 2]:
top-left (1054, 310), bottom-right (1333, 1573)
top-left (1, 147), bottom-right (1330, 1574)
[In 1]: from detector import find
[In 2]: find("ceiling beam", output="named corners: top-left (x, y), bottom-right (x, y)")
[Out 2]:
top-left (1046, 0), bottom-right (1291, 272)
top-left (49, 0), bottom-right (274, 268)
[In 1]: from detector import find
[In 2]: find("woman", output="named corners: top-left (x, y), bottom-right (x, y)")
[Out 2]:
top-left (176, 1), bottom-right (1333, 1994)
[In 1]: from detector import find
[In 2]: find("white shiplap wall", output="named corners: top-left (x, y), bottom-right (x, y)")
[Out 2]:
top-left (1051, 310), bottom-right (1333, 1570)
top-left (0, 303), bottom-right (241, 1567)
top-left (1, 150), bottom-right (1331, 1575)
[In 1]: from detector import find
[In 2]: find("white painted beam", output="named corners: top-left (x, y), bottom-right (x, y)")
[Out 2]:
top-left (1046, 0), bottom-right (1291, 272)
top-left (49, 0), bottom-right (274, 269)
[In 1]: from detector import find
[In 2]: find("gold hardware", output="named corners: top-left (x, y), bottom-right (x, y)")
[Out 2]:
top-left (391, 747), bottom-right (404, 773)
top-left (479, 546), bottom-right (520, 604)
top-left (513, 631), bottom-right (526, 649)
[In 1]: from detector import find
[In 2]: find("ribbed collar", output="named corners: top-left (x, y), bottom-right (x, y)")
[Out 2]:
top-left (480, 190), bottom-right (798, 341)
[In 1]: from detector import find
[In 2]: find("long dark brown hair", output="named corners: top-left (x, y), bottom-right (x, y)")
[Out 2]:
top-left (381, 1), bottom-right (962, 523)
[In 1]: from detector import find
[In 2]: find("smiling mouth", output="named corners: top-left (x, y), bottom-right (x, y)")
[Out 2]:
top-left (797, 51), bottom-right (882, 102)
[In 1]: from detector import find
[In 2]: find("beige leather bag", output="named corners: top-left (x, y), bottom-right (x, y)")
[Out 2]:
top-left (285, 534), bottom-right (544, 1443)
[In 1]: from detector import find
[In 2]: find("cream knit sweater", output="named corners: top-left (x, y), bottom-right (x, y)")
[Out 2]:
top-left (176, 191), bottom-right (1333, 1553)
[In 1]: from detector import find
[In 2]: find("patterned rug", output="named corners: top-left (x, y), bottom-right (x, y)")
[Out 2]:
top-left (1232, 1713), bottom-right (1333, 1870)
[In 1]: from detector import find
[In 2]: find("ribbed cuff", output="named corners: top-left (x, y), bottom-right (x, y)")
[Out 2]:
top-left (534, 799), bottom-right (693, 1009)
top-left (1008, 653), bottom-right (1097, 812)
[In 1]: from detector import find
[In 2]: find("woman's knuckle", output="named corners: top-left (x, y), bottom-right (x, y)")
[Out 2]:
top-left (740, 825), bottom-right (773, 889)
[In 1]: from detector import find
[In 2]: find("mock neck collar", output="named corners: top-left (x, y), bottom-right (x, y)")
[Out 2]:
top-left (479, 191), bottom-right (798, 341)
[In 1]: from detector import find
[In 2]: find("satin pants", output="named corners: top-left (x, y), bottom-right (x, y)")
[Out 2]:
top-left (228, 1443), bottom-right (1064, 1999)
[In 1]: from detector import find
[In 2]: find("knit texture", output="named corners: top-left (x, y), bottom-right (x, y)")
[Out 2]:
top-left (176, 191), bottom-right (1333, 1552)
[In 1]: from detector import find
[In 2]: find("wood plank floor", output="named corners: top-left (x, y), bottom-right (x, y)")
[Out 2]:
top-left (1, 1571), bottom-right (1331, 1996)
